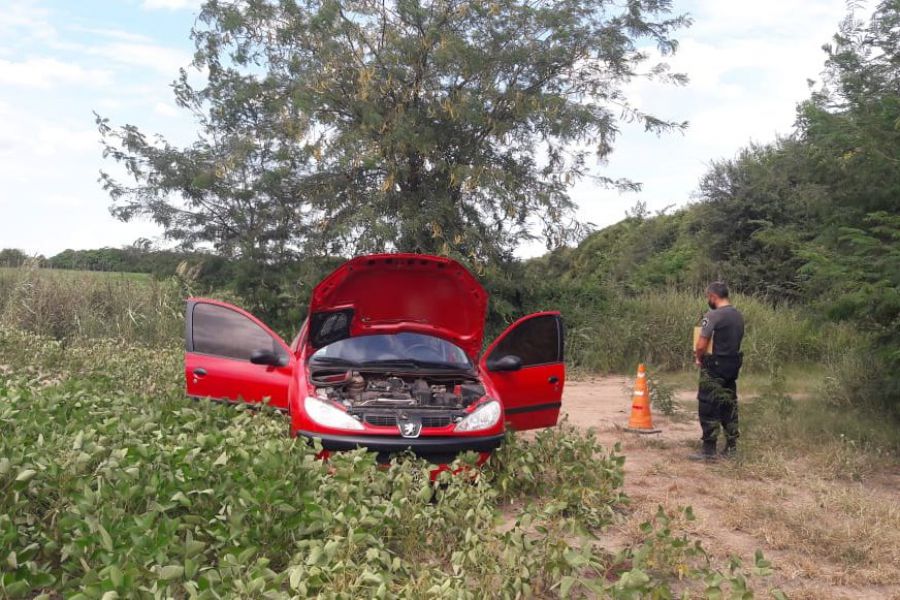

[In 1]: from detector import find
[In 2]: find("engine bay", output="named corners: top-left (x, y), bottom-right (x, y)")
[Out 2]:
top-left (311, 370), bottom-right (485, 411)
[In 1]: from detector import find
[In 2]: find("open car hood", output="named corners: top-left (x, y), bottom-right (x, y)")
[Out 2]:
top-left (307, 254), bottom-right (488, 359)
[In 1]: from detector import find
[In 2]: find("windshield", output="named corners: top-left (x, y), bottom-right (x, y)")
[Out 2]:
top-left (310, 333), bottom-right (471, 369)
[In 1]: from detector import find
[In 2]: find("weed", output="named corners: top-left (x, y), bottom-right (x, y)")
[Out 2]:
top-left (647, 371), bottom-right (678, 415)
top-left (0, 267), bottom-right (864, 380)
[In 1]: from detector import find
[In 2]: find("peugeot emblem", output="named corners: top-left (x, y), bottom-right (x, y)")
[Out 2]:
top-left (398, 418), bottom-right (422, 438)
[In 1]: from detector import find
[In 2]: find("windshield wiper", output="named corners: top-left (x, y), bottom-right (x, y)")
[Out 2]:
top-left (360, 359), bottom-right (470, 371)
top-left (309, 356), bottom-right (358, 366)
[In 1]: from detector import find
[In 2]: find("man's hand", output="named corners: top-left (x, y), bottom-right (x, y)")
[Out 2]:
top-left (695, 335), bottom-right (711, 367)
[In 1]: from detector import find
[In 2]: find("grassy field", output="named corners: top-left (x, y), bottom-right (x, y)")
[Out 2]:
top-left (0, 266), bottom-right (181, 345)
top-left (562, 288), bottom-right (861, 376)
top-left (0, 266), bottom-right (861, 374)
top-left (659, 364), bottom-right (827, 397)
top-left (1, 266), bottom-right (896, 597)
top-left (703, 386), bottom-right (900, 597)
top-left (0, 266), bottom-right (150, 280)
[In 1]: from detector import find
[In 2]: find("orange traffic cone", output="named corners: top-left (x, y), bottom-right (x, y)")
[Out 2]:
top-left (625, 364), bottom-right (661, 434)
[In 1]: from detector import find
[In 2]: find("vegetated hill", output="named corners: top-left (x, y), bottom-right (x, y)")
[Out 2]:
top-left (522, 139), bottom-right (897, 414)
top-left (526, 205), bottom-right (704, 294)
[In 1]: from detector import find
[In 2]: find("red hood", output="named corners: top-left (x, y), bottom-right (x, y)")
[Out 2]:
top-left (307, 254), bottom-right (488, 358)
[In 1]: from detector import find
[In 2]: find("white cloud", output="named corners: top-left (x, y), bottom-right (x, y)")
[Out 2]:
top-left (0, 107), bottom-right (96, 168)
top-left (691, 0), bottom-right (850, 37)
top-left (0, 0), bottom-right (56, 41)
top-left (96, 97), bottom-right (124, 110)
top-left (0, 57), bottom-right (111, 88)
top-left (66, 25), bottom-right (154, 44)
top-left (142, 0), bottom-right (202, 10)
top-left (0, 3), bottom-right (194, 255)
top-left (0, 98), bottom-right (163, 255)
top-left (153, 100), bottom-right (180, 117)
top-left (42, 193), bottom-right (87, 208)
top-left (85, 42), bottom-right (191, 76)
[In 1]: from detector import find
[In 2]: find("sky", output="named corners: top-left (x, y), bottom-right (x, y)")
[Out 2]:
top-left (0, 0), bottom-right (858, 258)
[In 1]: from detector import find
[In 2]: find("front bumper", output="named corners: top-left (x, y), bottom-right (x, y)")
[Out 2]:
top-left (296, 430), bottom-right (504, 462)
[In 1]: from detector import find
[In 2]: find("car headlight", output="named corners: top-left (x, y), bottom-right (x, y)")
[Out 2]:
top-left (304, 397), bottom-right (364, 431)
top-left (454, 400), bottom-right (501, 432)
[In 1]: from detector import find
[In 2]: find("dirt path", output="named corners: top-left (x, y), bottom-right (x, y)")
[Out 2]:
top-left (561, 378), bottom-right (900, 600)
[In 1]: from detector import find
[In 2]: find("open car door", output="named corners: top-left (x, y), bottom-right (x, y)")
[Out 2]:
top-left (184, 298), bottom-right (295, 411)
top-left (480, 312), bottom-right (565, 431)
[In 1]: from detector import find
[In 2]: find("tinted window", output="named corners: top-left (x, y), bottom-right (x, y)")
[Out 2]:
top-left (488, 315), bottom-right (562, 367)
top-left (192, 303), bottom-right (283, 362)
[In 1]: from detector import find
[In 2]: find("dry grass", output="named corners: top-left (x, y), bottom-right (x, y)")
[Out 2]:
top-left (0, 264), bottom-right (183, 345)
top-left (713, 389), bottom-right (900, 596)
top-left (718, 472), bottom-right (900, 586)
top-left (613, 452), bottom-right (900, 597)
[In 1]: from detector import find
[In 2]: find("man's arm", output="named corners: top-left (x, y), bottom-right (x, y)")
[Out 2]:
top-left (695, 312), bottom-right (716, 367)
top-left (695, 336), bottom-right (710, 366)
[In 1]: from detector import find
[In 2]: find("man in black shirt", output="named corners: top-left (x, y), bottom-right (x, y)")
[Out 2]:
top-left (691, 281), bottom-right (745, 460)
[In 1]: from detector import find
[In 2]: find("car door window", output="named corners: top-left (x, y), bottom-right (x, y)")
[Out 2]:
top-left (191, 303), bottom-right (284, 362)
top-left (487, 314), bottom-right (563, 367)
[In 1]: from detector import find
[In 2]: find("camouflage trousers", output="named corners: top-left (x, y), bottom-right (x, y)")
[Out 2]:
top-left (698, 354), bottom-right (743, 444)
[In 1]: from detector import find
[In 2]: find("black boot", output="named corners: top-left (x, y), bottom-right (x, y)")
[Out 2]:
top-left (689, 441), bottom-right (718, 461)
top-left (720, 439), bottom-right (737, 458)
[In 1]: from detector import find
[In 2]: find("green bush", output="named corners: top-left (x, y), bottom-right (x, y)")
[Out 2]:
top-left (0, 330), bottom-right (781, 598)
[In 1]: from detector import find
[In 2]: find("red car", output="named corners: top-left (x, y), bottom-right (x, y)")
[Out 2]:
top-left (184, 254), bottom-right (565, 463)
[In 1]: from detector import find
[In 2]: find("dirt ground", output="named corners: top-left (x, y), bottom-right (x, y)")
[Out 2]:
top-left (561, 378), bottom-right (900, 600)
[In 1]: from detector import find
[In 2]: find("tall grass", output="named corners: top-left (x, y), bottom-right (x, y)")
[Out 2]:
top-left (0, 264), bottom-right (183, 347)
top-left (1, 266), bottom-right (862, 379)
top-left (563, 288), bottom-right (860, 374)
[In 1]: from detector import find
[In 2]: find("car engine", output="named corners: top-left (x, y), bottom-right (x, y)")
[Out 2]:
top-left (310, 370), bottom-right (487, 431)
top-left (312, 370), bottom-right (484, 410)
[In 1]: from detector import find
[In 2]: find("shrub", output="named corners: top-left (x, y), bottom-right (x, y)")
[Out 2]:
top-left (0, 331), bottom-right (780, 598)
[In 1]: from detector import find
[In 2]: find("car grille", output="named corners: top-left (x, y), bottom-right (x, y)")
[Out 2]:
top-left (422, 416), bottom-right (453, 428)
top-left (364, 415), bottom-right (396, 427)
top-left (363, 415), bottom-right (453, 428)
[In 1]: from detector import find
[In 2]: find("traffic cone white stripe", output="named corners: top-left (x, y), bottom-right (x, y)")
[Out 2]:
top-left (625, 363), bottom-right (661, 434)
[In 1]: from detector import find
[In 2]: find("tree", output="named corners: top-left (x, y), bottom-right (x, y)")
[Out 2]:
top-left (690, 0), bottom-right (899, 409)
top-left (797, 0), bottom-right (900, 407)
top-left (0, 249), bottom-right (30, 268)
top-left (693, 140), bottom-right (824, 300)
top-left (797, 0), bottom-right (900, 218)
top-left (97, 0), bottom-right (688, 266)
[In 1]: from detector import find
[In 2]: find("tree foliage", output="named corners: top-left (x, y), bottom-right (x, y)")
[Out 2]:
top-left (97, 0), bottom-right (688, 265)
top-left (0, 249), bottom-right (30, 268)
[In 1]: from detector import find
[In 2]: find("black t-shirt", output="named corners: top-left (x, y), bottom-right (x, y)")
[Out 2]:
top-left (700, 305), bottom-right (744, 356)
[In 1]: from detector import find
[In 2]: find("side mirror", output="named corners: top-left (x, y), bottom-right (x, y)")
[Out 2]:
top-left (487, 354), bottom-right (523, 372)
top-left (250, 349), bottom-right (285, 367)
